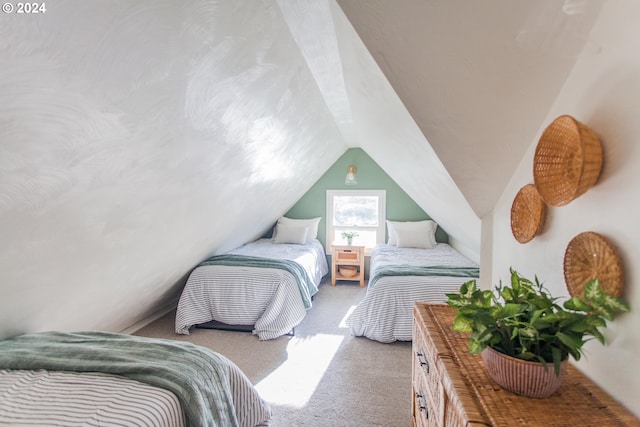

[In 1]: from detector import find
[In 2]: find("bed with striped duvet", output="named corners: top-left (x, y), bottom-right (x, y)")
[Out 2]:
top-left (0, 331), bottom-right (271, 427)
top-left (346, 243), bottom-right (479, 343)
top-left (175, 238), bottom-right (328, 340)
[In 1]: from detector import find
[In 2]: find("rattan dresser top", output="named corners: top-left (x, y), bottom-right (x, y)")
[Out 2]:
top-left (415, 303), bottom-right (640, 427)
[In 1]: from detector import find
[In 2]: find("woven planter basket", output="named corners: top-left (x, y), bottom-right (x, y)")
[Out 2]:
top-left (563, 231), bottom-right (624, 298)
top-left (482, 346), bottom-right (567, 398)
top-left (533, 115), bottom-right (603, 206)
top-left (511, 184), bottom-right (546, 244)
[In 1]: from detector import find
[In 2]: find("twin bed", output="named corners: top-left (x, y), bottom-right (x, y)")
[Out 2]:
top-left (346, 220), bottom-right (479, 343)
top-left (0, 331), bottom-right (271, 427)
top-left (176, 217), bottom-right (328, 340)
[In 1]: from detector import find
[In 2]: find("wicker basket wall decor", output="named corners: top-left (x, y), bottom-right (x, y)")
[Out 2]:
top-left (533, 115), bottom-right (603, 206)
top-left (510, 184), bottom-right (546, 244)
top-left (563, 231), bottom-right (623, 298)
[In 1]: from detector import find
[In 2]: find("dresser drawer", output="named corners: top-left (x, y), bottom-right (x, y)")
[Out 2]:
top-left (413, 321), bottom-right (445, 426)
top-left (413, 380), bottom-right (438, 427)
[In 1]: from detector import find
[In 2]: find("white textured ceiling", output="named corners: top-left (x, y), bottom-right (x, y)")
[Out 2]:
top-left (279, 1), bottom-right (483, 253)
top-left (0, 0), bottom-right (610, 337)
top-left (336, 0), bottom-right (604, 218)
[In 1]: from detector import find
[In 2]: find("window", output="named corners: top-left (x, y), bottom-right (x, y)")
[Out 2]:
top-left (326, 190), bottom-right (386, 254)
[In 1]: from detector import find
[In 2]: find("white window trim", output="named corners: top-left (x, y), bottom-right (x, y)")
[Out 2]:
top-left (326, 189), bottom-right (386, 255)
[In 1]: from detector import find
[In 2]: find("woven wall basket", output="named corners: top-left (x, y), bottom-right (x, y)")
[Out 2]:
top-left (511, 184), bottom-right (546, 244)
top-left (533, 115), bottom-right (603, 206)
top-left (563, 231), bottom-right (624, 298)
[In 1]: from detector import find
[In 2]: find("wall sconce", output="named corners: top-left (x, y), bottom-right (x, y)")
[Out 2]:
top-left (345, 165), bottom-right (358, 185)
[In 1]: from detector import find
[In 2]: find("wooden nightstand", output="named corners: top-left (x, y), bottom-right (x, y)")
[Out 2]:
top-left (330, 243), bottom-right (365, 287)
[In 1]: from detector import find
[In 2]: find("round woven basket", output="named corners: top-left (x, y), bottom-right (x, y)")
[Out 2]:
top-left (533, 115), bottom-right (603, 206)
top-left (510, 184), bottom-right (546, 244)
top-left (563, 231), bottom-right (623, 298)
top-left (339, 265), bottom-right (358, 278)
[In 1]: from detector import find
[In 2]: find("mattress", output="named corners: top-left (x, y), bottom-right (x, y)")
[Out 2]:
top-left (175, 238), bottom-right (328, 339)
top-left (346, 243), bottom-right (479, 343)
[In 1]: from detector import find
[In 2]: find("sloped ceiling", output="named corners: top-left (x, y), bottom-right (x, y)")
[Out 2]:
top-left (336, 0), bottom-right (603, 219)
top-left (280, 0), bottom-right (483, 255)
top-left (0, 1), bottom-right (349, 337)
top-left (0, 0), bottom-right (607, 337)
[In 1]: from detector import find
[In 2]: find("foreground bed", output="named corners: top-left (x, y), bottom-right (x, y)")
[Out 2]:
top-left (0, 331), bottom-right (271, 427)
top-left (346, 243), bottom-right (479, 343)
top-left (176, 235), bottom-right (328, 340)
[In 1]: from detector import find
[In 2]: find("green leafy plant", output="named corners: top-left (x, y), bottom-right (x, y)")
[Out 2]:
top-left (340, 231), bottom-right (359, 239)
top-left (446, 268), bottom-right (630, 375)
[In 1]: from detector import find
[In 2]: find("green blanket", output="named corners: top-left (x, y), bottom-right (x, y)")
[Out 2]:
top-left (200, 254), bottom-right (318, 309)
top-left (0, 331), bottom-right (238, 427)
top-left (368, 265), bottom-right (480, 291)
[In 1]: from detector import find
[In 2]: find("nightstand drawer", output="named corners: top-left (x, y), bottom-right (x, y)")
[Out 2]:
top-left (336, 250), bottom-right (361, 262)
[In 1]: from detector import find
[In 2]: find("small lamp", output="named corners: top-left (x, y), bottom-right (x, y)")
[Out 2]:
top-left (345, 165), bottom-right (358, 185)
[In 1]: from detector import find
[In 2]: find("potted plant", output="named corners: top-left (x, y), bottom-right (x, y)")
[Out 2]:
top-left (446, 268), bottom-right (629, 398)
top-left (341, 231), bottom-right (359, 245)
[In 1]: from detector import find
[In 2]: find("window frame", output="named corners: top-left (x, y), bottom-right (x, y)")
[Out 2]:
top-left (325, 189), bottom-right (386, 255)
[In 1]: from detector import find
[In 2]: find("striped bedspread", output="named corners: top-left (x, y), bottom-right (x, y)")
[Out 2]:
top-left (0, 332), bottom-right (271, 427)
top-left (0, 369), bottom-right (186, 426)
top-left (176, 239), bottom-right (328, 339)
top-left (346, 243), bottom-right (479, 343)
top-left (199, 254), bottom-right (316, 309)
top-left (368, 265), bottom-right (479, 290)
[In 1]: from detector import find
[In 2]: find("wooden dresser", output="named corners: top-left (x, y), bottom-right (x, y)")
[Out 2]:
top-left (412, 302), bottom-right (640, 427)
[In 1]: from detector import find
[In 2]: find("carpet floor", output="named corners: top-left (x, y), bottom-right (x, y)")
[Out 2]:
top-left (134, 279), bottom-right (413, 426)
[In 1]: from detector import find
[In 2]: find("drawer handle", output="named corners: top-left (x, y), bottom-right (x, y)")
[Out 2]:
top-left (416, 392), bottom-right (429, 419)
top-left (416, 350), bottom-right (429, 373)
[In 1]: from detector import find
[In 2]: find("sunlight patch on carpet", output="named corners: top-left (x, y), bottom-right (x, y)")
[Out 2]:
top-left (255, 333), bottom-right (344, 407)
top-left (339, 305), bottom-right (357, 328)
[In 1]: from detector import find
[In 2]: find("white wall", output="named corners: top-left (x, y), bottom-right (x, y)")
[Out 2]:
top-left (0, 0), bottom-right (347, 339)
top-left (491, 1), bottom-right (640, 415)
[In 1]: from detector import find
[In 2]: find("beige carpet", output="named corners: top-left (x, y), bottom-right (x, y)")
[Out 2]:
top-left (134, 278), bottom-right (412, 426)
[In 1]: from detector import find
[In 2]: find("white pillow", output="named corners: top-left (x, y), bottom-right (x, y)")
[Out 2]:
top-left (274, 224), bottom-right (308, 244)
top-left (387, 220), bottom-right (437, 248)
top-left (386, 220), bottom-right (400, 245)
top-left (394, 226), bottom-right (434, 249)
top-left (276, 216), bottom-right (321, 242)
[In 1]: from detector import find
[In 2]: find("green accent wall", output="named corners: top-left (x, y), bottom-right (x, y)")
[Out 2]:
top-left (284, 148), bottom-right (447, 276)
